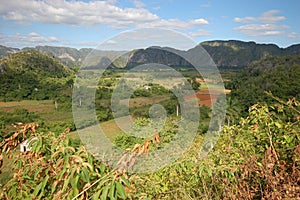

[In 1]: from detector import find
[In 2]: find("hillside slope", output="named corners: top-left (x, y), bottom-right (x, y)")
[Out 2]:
top-left (0, 50), bottom-right (73, 101)
top-left (229, 53), bottom-right (300, 114)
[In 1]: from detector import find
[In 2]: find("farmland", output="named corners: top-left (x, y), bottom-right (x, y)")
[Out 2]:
top-left (0, 49), bottom-right (299, 199)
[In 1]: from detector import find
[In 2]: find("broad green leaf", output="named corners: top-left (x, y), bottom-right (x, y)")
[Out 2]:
top-left (100, 163), bottom-right (106, 173)
top-left (92, 190), bottom-right (101, 200)
top-left (71, 175), bottom-right (79, 195)
top-left (62, 177), bottom-right (70, 192)
top-left (116, 182), bottom-right (126, 199)
top-left (100, 185), bottom-right (109, 200)
top-left (80, 167), bottom-right (90, 182)
top-left (121, 177), bottom-right (130, 187)
top-left (38, 175), bottom-right (49, 199)
top-left (32, 182), bottom-right (43, 197)
top-left (109, 181), bottom-right (116, 200)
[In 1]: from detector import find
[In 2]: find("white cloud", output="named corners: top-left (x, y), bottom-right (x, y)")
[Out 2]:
top-left (132, 0), bottom-right (146, 8)
top-left (287, 32), bottom-right (298, 38)
top-left (192, 18), bottom-right (209, 25)
top-left (189, 29), bottom-right (211, 37)
top-left (136, 18), bottom-right (208, 30)
top-left (0, 0), bottom-right (159, 27)
top-left (65, 41), bottom-right (99, 47)
top-left (234, 17), bottom-right (256, 23)
top-left (234, 10), bottom-right (285, 24)
top-left (0, 32), bottom-right (61, 47)
top-left (260, 10), bottom-right (286, 23)
top-left (233, 10), bottom-right (296, 38)
top-left (234, 24), bottom-right (289, 36)
top-left (0, 0), bottom-right (208, 30)
top-left (27, 32), bottom-right (60, 42)
top-left (105, 40), bottom-right (117, 44)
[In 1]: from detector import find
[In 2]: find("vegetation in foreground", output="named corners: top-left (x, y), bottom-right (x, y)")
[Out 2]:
top-left (0, 96), bottom-right (299, 199)
top-left (0, 48), bottom-right (299, 199)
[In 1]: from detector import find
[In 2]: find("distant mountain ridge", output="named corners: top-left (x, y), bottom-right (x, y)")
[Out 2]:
top-left (1, 40), bottom-right (300, 68)
top-left (0, 45), bottom-right (19, 58)
top-left (200, 40), bottom-right (280, 67)
top-left (126, 40), bottom-right (300, 68)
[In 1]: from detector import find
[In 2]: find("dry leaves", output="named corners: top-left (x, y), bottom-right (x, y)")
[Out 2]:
top-left (115, 132), bottom-right (161, 173)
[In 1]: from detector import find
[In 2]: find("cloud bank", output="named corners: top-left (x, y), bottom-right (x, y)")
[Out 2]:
top-left (234, 10), bottom-right (292, 37)
top-left (0, 0), bottom-right (208, 30)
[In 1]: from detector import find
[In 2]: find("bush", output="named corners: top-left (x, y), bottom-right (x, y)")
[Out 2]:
top-left (128, 97), bottom-right (300, 199)
top-left (1, 127), bottom-right (131, 199)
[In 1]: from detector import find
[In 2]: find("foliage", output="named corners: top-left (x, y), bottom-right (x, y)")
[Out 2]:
top-left (114, 117), bottom-right (178, 150)
top-left (229, 54), bottom-right (300, 116)
top-left (0, 126), bottom-right (130, 200)
top-left (1, 49), bottom-right (300, 199)
top-left (0, 96), bottom-right (299, 199)
top-left (0, 50), bottom-right (74, 101)
top-left (132, 84), bottom-right (170, 98)
top-left (128, 97), bottom-right (300, 199)
top-left (201, 40), bottom-right (299, 67)
top-left (0, 109), bottom-right (40, 140)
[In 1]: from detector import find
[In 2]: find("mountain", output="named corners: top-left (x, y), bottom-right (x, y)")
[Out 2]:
top-left (125, 40), bottom-right (300, 68)
top-left (0, 50), bottom-right (71, 77)
top-left (285, 44), bottom-right (300, 55)
top-left (23, 46), bottom-right (128, 68)
top-left (126, 47), bottom-right (191, 68)
top-left (22, 46), bottom-right (86, 67)
top-left (200, 40), bottom-right (283, 67)
top-left (1, 40), bottom-right (300, 68)
top-left (0, 50), bottom-right (73, 101)
top-left (0, 45), bottom-right (20, 58)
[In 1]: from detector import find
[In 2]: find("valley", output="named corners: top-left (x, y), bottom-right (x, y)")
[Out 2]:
top-left (0, 41), bottom-right (299, 199)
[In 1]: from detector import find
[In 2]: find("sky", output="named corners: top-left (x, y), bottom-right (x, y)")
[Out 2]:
top-left (0, 0), bottom-right (299, 49)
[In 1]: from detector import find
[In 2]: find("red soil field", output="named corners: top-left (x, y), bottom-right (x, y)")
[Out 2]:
top-left (186, 88), bottom-right (230, 107)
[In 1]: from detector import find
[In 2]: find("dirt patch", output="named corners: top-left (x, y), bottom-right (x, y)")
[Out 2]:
top-left (186, 88), bottom-right (230, 107)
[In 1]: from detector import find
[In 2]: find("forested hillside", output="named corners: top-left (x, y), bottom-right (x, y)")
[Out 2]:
top-left (0, 50), bottom-right (74, 101)
top-left (229, 54), bottom-right (300, 115)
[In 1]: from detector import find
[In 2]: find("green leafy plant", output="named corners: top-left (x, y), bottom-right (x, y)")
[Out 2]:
top-left (0, 126), bottom-right (130, 200)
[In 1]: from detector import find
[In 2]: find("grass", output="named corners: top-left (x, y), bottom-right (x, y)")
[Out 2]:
top-left (39, 111), bottom-right (73, 123)
top-left (68, 116), bottom-right (131, 142)
top-left (0, 100), bottom-right (54, 113)
top-left (0, 100), bottom-right (73, 124)
top-left (120, 94), bottom-right (171, 108)
top-left (0, 152), bottom-right (17, 186)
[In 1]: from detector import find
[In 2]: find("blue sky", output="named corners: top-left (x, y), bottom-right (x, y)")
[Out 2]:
top-left (0, 0), bottom-right (299, 49)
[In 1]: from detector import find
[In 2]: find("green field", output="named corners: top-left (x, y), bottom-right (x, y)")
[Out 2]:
top-left (68, 116), bottom-right (131, 142)
top-left (0, 100), bottom-right (54, 113)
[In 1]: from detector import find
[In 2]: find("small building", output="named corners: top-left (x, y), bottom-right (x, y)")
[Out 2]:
top-left (20, 137), bottom-right (38, 152)
top-left (143, 85), bottom-right (151, 90)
